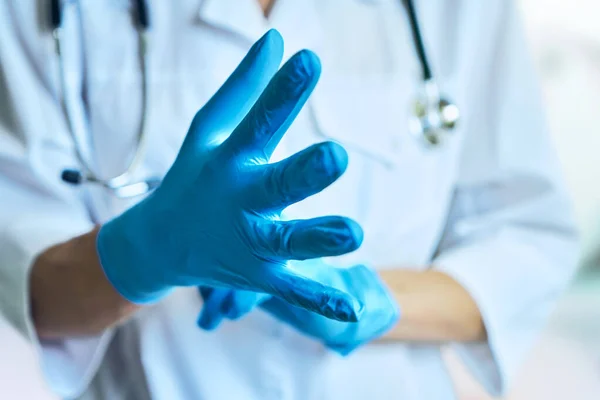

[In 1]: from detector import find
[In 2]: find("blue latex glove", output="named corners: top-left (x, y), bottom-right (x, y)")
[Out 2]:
top-left (198, 261), bottom-right (400, 356)
top-left (96, 30), bottom-right (364, 322)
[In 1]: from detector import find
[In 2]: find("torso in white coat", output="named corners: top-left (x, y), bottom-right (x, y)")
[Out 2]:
top-left (84, 1), bottom-right (464, 398)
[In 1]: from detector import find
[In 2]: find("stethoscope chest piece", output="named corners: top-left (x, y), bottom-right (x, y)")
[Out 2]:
top-left (409, 80), bottom-right (460, 147)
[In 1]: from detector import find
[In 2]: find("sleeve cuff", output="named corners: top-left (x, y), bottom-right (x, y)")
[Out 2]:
top-left (435, 250), bottom-right (507, 395)
top-left (39, 331), bottom-right (114, 398)
top-left (0, 215), bottom-right (112, 398)
top-left (433, 229), bottom-right (575, 396)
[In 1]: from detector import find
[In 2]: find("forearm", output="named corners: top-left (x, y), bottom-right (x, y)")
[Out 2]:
top-left (30, 227), bottom-right (140, 340)
top-left (378, 269), bottom-right (486, 343)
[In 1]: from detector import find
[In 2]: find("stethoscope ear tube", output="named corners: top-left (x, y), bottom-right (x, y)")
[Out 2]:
top-left (404, 0), bottom-right (432, 81)
top-left (134, 0), bottom-right (150, 29)
top-left (50, 0), bottom-right (62, 30)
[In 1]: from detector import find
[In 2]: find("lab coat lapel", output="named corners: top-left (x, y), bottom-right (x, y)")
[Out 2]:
top-left (197, 0), bottom-right (268, 43)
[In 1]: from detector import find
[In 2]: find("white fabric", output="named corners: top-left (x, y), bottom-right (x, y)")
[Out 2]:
top-left (0, 0), bottom-right (579, 399)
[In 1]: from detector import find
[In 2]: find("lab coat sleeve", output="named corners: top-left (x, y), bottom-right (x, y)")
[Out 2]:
top-left (433, 1), bottom-right (579, 396)
top-left (0, 2), bottom-right (112, 397)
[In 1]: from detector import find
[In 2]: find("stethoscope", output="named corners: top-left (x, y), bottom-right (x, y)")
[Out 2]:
top-left (51, 0), bottom-right (460, 198)
top-left (51, 0), bottom-right (158, 198)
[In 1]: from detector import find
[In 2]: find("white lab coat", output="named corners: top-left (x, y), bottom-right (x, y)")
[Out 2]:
top-left (0, 0), bottom-right (579, 399)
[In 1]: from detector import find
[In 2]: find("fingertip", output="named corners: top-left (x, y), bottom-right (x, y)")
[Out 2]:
top-left (325, 141), bottom-right (348, 167)
top-left (318, 141), bottom-right (349, 180)
top-left (295, 49), bottom-right (322, 80)
top-left (322, 292), bottom-right (364, 322)
top-left (344, 218), bottom-right (364, 251)
top-left (226, 309), bottom-right (243, 320)
top-left (196, 312), bottom-right (206, 329)
top-left (280, 50), bottom-right (321, 95)
top-left (259, 29), bottom-right (284, 61)
top-left (197, 310), bottom-right (219, 331)
top-left (264, 29), bottom-right (284, 47)
top-left (318, 217), bottom-right (364, 254)
top-left (198, 291), bottom-right (227, 331)
top-left (250, 30), bottom-right (284, 78)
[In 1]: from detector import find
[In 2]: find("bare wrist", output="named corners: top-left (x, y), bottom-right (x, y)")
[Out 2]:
top-left (30, 227), bottom-right (140, 340)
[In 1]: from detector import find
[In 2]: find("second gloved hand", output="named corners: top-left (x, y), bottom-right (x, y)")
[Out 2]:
top-left (199, 261), bottom-right (400, 356)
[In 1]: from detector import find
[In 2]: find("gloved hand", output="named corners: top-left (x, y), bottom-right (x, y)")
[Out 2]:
top-left (96, 30), bottom-right (364, 322)
top-left (198, 261), bottom-right (400, 356)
